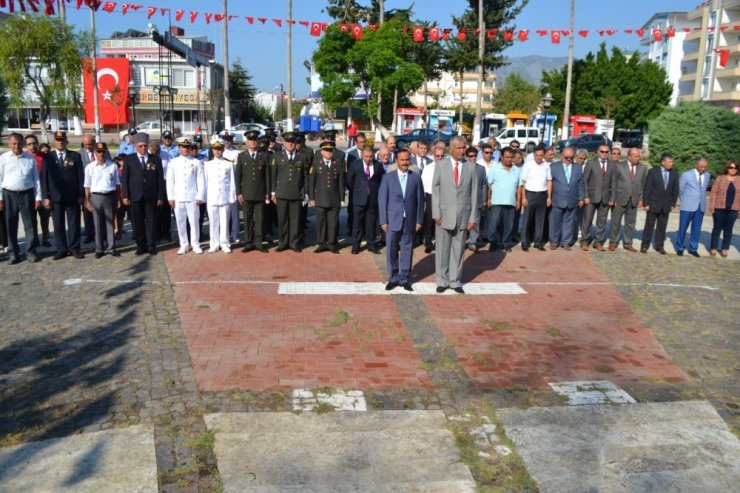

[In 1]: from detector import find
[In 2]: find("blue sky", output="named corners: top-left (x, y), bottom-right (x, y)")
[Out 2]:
top-left (58, 0), bottom-right (701, 95)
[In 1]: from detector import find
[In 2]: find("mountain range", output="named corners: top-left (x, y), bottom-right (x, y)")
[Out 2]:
top-left (494, 55), bottom-right (569, 86)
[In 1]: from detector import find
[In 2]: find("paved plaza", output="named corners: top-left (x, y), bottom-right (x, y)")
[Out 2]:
top-left (0, 204), bottom-right (738, 491)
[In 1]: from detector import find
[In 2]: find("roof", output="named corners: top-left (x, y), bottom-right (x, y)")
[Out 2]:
top-left (110, 29), bottom-right (149, 39)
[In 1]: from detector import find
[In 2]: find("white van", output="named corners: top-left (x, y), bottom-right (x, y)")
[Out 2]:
top-left (486, 127), bottom-right (541, 153)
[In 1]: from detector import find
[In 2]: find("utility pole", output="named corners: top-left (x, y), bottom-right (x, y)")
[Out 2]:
top-left (473, 0), bottom-right (484, 144)
top-left (561, 0), bottom-right (575, 140)
top-left (58, 0), bottom-right (66, 22)
top-left (375, 0), bottom-right (385, 141)
top-left (222, 0), bottom-right (231, 130)
top-left (90, 6), bottom-right (101, 141)
top-left (286, 0), bottom-right (293, 130)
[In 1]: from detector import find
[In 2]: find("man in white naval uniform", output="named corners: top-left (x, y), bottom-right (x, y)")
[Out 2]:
top-left (204, 139), bottom-right (237, 253)
top-left (166, 137), bottom-right (205, 254)
top-left (221, 131), bottom-right (241, 244)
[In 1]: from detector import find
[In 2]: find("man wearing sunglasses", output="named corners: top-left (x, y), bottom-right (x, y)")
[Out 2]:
top-left (580, 145), bottom-right (616, 252)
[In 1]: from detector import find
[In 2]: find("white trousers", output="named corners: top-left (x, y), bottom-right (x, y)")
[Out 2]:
top-left (209, 204), bottom-right (231, 249)
top-left (174, 201), bottom-right (199, 247)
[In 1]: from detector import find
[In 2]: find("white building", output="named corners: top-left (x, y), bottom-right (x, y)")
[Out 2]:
top-left (410, 70), bottom-right (496, 110)
top-left (640, 12), bottom-right (697, 106)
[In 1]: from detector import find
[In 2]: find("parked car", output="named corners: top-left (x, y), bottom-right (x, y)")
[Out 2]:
top-left (557, 133), bottom-right (612, 153)
top-left (118, 121), bottom-right (176, 141)
top-left (211, 122), bottom-right (273, 145)
top-left (614, 129), bottom-right (644, 149)
top-left (485, 126), bottom-right (541, 153)
top-left (394, 128), bottom-right (453, 147)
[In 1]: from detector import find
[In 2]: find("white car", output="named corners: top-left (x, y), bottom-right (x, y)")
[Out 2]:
top-left (118, 121), bottom-right (175, 141)
top-left (212, 123), bottom-right (273, 145)
top-left (483, 126), bottom-right (541, 153)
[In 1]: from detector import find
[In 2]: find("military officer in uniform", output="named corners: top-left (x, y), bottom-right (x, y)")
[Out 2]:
top-left (309, 140), bottom-right (345, 253)
top-left (221, 130), bottom-right (241, 243)
top-left (203, 140), bottom-right (236, 253)
top-left (265, 128), bottom-right (283, 154)
top-left (167, 137), bottom-right (205, 255)
top-left (296, 131), bottom-right (313, 242)
top-left (235, 130), bottom-right (269, 252)
top-left (270, 131), bottom-right (305, 252)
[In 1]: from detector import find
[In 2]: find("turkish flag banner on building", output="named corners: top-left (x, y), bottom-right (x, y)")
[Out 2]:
top-left (666, 27), bottom-right (675, 38)
top-left (653, 29), bottom-right (663, 41)
top-left (429, 27), bottom-right (440, 41)
top-left (717, 49), bottom-right (730, 67)
top-left (83, 57), bottom-right (130, 125)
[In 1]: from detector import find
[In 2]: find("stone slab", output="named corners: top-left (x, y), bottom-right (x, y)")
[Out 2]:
top-left (498, 400), bottom-right (740, 492)
top-left (0, 425), bottom-right (157, 493)
top-left (277, 281), bottom-right (526, 295)
top-left (548, 380), bottom-right (637, 405)
top-left (205, 410), bottom-right (476, 493)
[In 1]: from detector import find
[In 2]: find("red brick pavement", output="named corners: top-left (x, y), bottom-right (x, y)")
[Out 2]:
top-left (165, 246), bottom-right (687, 392)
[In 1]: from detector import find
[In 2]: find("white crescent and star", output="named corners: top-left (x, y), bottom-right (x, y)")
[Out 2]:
top-left (97, 68), bottom-right (120, 102)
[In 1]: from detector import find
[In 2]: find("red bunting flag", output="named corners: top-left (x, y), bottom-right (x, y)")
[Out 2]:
top-left (578, 30), bottom-right (589, 38)
top-left (518, 29), bottom-right (529, 41)
top-left (551, 30), bottom-right (561, 44)
top-left (457, 29), bottom-right (467, 40)
top-left (189, 11), bottom-right (198, 23)
top-left (429, 27), bottom-right (440, 41)
top-left (503, 29), bottom-right (514, 41)
top-left (635, 28), bottom-right (645, 37)
top-left (258, 17), bottom-right (267, 24)
top-left (720, 25), bottom-right (729, 32)
top-left (310, 22), bottom-right (322, 36)
top-left (352, 24), bottom-right (363, 40)
top-left (624, 29), bottom-right (633, 34)
top-left (175, 9), bottom-right (183, 21)
top-left (402, 26), bottom-right (408, 34)
top-left (413, 26), bottom-right (424, 42)
top-left (487, 29), bottom-right (497, 39)
top-left (340, 23), bottom-right (349, 32)
top-left (102, 1), bottom-right (116, 13)
top-left (214, 13), bottom-right (225, 22)
top-left (204, 12), bottom-right (212, 24)
top-left (146, 6), bottom-right (155, 18)
top-left (442, 29), bottom-right (450, 40)
top-left (653, 29), bottom-right (663, 41)
top-left (273, 19), bottom-right (282, 27)
top-left (666, 27), bottom-right (675, 37)
top-left (160, 8), bottom-right (169, 16)
top-left (246, 16), bottom-right (253, 24)
top-left (299, 20), bottom-right (309, 27)
top-left (717, 48), bottom-right (730, 67)
top-left (367, 24), bottom-right (378, 31)
top-left (606, 29), bottom-right (616, 36)
top-left (561, 30), bottom-right (571, 36)
top-left (536, 30), bottom-right (547, 36)
top-left (683, 27), bottom-right (692, 33)
top-left (287, 19), bottom-right (295, 25)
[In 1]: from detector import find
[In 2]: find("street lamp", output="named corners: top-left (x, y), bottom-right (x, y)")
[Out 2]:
top-left (541, 92), bottom-right (554, 144)
top-left (129, 83), bottom-right (139, 127)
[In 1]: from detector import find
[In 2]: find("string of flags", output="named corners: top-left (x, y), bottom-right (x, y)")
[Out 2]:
top-left (1, 0), bottom-right (738, 45)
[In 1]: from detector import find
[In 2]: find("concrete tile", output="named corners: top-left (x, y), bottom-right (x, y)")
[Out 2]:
top-left (205, 411), bottom-right (475, 492)
top-left (0, 425), bottom-right (157, 493)
top-left (498, 401), bottom-right (740, 492)
top-left (549, 380), bottom-right (637, 405)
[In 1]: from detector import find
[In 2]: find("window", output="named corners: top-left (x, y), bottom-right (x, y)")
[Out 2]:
top-left (172, 68), bottom-right (195, 88)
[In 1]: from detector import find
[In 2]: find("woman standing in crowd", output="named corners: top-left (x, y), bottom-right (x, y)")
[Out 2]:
top-left (708, 159), bottom-right (739, 258)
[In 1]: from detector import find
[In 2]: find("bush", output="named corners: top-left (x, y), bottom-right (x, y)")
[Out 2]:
top-left (648, 102), bottom-right (740, 176)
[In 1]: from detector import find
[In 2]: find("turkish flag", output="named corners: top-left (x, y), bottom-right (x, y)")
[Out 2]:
top-left (204, 13), bottom-right (213, 24)
top-left (653, 29), bottom-right (663, 41)
top-left (551, 30), bottom-right (561, 44)
top-left (102, 1), bottom-right (116, 13)
top-left (635, 28), bottom-right (645, 37)
top-left (578, 30), bottom-right (589, 38)
top-left (352, 24), bottom-right (363, 40)
top-left (518, 29), bottom-right (529, 41)
top-left (718, 49), bottom-right (730, 67)
top-left (413, 26), bottom-right (424, 42)
top-left (147, 6), bottom-right (155, 18)
top-left (503, 30), bottom-right (514, 41)
top-left (666, 27), bottom-right (675, 38)
top-left (189, 11), bottom-right (198, 23)
top-left (310, 22), bottom-right (322, 36)
top-left (83, 57), bottom-right (130, 125)
top-left (340, 23), bottom-right (349, 32)
top-left (457, 29), bottom-right (466, 40)
top-left (175, 9), bottom-right (184, 21)
top-left (487, 29), bottom-right (498, 39)
top-left (429, 27), bottom-right (440, 41)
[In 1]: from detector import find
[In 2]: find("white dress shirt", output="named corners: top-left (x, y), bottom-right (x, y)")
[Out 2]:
top-left (84, 160), bottom-right (120, 193)
top-left (421, 161), bottom-right (436, 195)
top-left (521, 160), bottom-right (552, 192)
top-left (166, 155), bottom-right (206, 203)
top-left (204, 157), bottom-right (236, 206)
top-left (0, 150), bottom-right (42, 201)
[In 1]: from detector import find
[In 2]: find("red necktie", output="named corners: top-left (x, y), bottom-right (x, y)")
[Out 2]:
top-left (454, 162), bottom-right (459, 187)
top-left (629, 165), bottom-right (635, 181)
top-left (601, 160), bottom-right (606, 176)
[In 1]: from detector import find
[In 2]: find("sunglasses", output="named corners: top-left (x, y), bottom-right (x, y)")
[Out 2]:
top-left (483, 151), bottom-right (493, 154)
top-left (95, 149), bottom-right (105, 153)
top-left (598, 150), bottom-right (609, 154)
top-left (728, 166), bottom-right (738, 170)
top-left (563, 155), bottom-right (573, 159)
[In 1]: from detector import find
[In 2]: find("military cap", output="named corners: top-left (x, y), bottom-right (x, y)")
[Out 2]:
top-left (211, 139), bottom-right (225, 150)
top-left (94, 142), bottom-right (108, 152)
top-left (282, 131), bottom-right (297, 143)
top-left (245, 130), bottom-right (260, 141)
top-left (133, 132), bottom-right (150, 144)
top-left (264, 127), bottom-right (277, 136)
top-left (295, 131), bottom-right (306, 143)
top-left (127, 127), bottom-right (138, 136)
top-left (319, 140), bottom-right (336, 151)
top-left (192, 134), bottom-right (203, 143)
top-left (176, 137), bottom-right (191, 147)
top-left (53, 130), bottom-right (67, 141)
top-left (321, 129), bottom-right (337, 141)
top-left (162, 130), bottom-right (173, 139)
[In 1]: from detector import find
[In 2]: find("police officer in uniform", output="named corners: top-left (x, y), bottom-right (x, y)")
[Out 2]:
top-left (160, 130), bottom-right (179, 160)
top-left (309, 140), bottom-right (345, 253)
top-left (119, 128), bottom-right (138, 155)
top-left (235, 130), bottom-right (269, 252)
top-left (270, 131), bottom-right (305, 252)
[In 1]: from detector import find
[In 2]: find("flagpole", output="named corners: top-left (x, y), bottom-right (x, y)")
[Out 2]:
top-left (90, 4), bottom-right (101, 140)
top-left (561, 0), bottom-right (575, 141)
top-left (286, 0), bottom-right (293, 131)
top-left (222, 0), bottom-right (231, 130)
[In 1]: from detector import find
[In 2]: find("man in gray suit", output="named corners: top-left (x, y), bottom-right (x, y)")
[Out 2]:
top-left (580, 144), bottom-right (616, 251)
top-left (549, 148), bottom-right (585, 249)
top-left (432, 136), bottom-right (478, 294)
top-left (609, 147), bottom-right (647, 252)
top-left (675, 157), bottom-right (710, 257)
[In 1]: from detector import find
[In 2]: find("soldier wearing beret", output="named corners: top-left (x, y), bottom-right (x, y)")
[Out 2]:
top-left (309, 140), bottom-right (345, 253)
top-left (270, 131), bottom-right (305, 252)
top-left (235, 130), bottom-right (269, 252)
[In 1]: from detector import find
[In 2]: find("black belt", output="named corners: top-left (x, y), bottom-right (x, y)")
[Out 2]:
top-left (92, 191), bottom-right (116, 196)
top-left (2, 188), bottom-right (33, 194)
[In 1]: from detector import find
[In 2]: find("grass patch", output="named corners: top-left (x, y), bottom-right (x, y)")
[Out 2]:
top-left (471, 352), bottom-right (487, 365)
top-left (312, 402), bottom-right (336, 414)
top-left (595, 365), bottom-right (615, 373)
top-left (330, 310), bottom-right (350, 327)
top-left (228, 390), bottom-right (258, 404)
top-left (392, 333), bottom-right (406, 342)
top-left (481, 319), bottom-right (514, 332)
top-left (418, 361), bottom-right (434, 371)
top-left (183, 430), bottom-right (216, 450)
top-left (312, 386), bottom-right (336, 396)
top-left (545, 327), bottom-right (562, 337)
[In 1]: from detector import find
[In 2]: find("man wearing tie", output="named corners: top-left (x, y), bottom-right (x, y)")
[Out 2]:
top-left (235, 130), bottom-right (270, 252)
top-left (309, 141), bottom-right (345, 253)
top-left (121, 132), bottom-right (166, 255)
top-left (270, 132), bottom-right (306, 253)
top-left (640, 152), bottom-right (679, 254)
top-left (41, 131), bottom-right (85, 260)
top-left (675, 157), bottom-right (711, 257)
top-left (379, 149), bottom-right (425, 291)
top-left (610, 147), bottom-right (647, 252)
top-left (548, 147), bottom-right (585, 250)
top-left (347, 146), bottom-right (384, 254)
top-left (580, 144), bottom-right (616, 251)
top-left (432, 135), bottom-right (479, 294)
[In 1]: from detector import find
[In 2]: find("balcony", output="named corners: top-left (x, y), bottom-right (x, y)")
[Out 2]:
top-left (715, 66), bottom-right (740, 78)
top-left (685, 30), bottom-right (703, 41)
top-left (710, 90), bottom-right (740, 101)
top-left (679, 94), bottom-right (697, 102)
top-left (680, 72), bottom-right (699, 82)
top-left (683, 50), bottom-right (700, 61)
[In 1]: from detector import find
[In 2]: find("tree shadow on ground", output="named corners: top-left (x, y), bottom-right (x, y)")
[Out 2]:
top-left (410, 249), bottom-right (507, 283)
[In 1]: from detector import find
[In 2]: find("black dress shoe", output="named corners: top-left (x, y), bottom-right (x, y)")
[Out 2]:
top-left (368, 247), bottom-right (381, 254)
top-left (385, 282), bottom-right (398, 291)
top-left (27, 253), bottom-right (40, 263)
top-left (330, 246), bottom-right (340, 254)
top-left (242, 244), bottom-right (255, 252)
top-left (521, 246), bottom-right (529, 252)
top-left (676, 250), bottom-right (684, 256)
top-left (95, 251), bottom-right (104, 259)
top-left (135, 248), bottom-right (147, 256)
top-left (504, 247), bottom-right (512, 253)
top-left (72, 250), bottom-right (85, 259)
top-left (275, 244), bottom-right (289, 252)
top-left (257, 245), bottom-right (268, 252)
top-left (110, 250), bottom-right (120, 257)
top-left (292, 246), bottom-right (302, 253)
top-left (534, 244), bottom-right (546, 251)
top-left (424, 246), bottom-right (433, 254)
top-left (148, 247), bottom-right (157, 255)
top-left (657, 248), bottom-right (667, 255)
top-left (53, 251), bottom-right (67, 260)
top-left (402, 283), bottom-right (413, 292)
top-left (351, 247), bottom-right (360, 255)
top-left (314, 245), bottom-right (328, 253)
top-left (689, 251), bottom-right (700, 258)
top-left (9, 256), bottom-right (22, 265)
top-left (453, 286), bottom-right (465, 294)
top-left (42, 240), bottom-right (52, 247)
top-left (435, 286), bottom-right (448, 293)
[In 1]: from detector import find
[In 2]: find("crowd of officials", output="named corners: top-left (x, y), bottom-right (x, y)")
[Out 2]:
top-left (0, 126), bottom-right (737, 290)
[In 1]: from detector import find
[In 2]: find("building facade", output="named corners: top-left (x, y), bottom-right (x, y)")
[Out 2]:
top-left (410, 70), bottom-right (496, 110)
top-left (678, 0), bottom-right (740, 112)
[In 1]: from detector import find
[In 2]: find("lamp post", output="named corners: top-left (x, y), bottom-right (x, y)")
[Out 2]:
top-left (129, 84), bottom-right (139, 127)
top-left (540, 92), bottom-right (554, 145)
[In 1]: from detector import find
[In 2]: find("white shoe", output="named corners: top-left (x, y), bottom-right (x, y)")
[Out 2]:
top-left (177, 246), bottom-right (188, 255)
top-left (192, 246), bottom-right (203, 254)
top-left (208, 247), bottom-right (219, 253)
top-left (222, 245), bottom-right (232, 253)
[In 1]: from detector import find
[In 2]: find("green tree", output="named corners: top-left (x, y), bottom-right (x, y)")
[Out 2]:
top-left (229, 58), bottom-right (257, 122)
top-left (311, 25), bottom-right (360, 117)
top-left (493, 73), bottom-right (540, 114)
top-left (0, 15), bottom-right (93, 141)
top-left (0, 76), bottom-right (9, 128)
top-left (648, 102), bottom-right (740, 176)
top-left (541, 43), bottom-right (672, 130)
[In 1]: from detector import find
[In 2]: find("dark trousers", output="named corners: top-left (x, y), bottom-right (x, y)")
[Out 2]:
top-left (422, 193), bottom-right (434, 248)
top-left (346, 189), bottom-right (354, 234)
top-left (90, 192), bottom-right (116, 253)
top-left (83, 205), bottom-right (94, 240)
top-left (549, 206), bottom-right (578, 246)
top-left (35, 205), bottom-right (50, 242)
top-left (641, 210), bottom-right (670, 250)
top-left (488, 205), bottom-right (516, 249)
top-left (3, 189), bottom-right (38, 256)
top-left (315, 205), bottom-right (339, 246)
top-left (158, 201), bottom-right (172, 240)
top-left (386, 222), bottom-right (414, 284)
top-left (521, 190), bottom-right (547, 247)
top-left (352, 203), bottom-right (378, 248)
top-left (0, 208), bottom-right (7, 247)
top-left (264, 201), bottom-right (277, 239)
top-left (512, 207), bottom-right (522, 243)
top-left (51, 200), bottom-right (81, 254)
top-left (131, 200), bottom-right (158, 250)
top-left (242, 200), bottom-right (264, 246)
top-left (277, 198), bottom-right (302, 248)
top-left (710, 209), bottom-right (737, 250)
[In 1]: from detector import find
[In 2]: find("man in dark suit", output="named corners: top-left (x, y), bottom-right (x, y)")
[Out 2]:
top-left (640, 152), bottom-right (680, 254)
top-left (235, 130), bottom-right (270, 252)
top-left (41, 131), bottom-right (85, 260)
top-left (411, 140), bottom-right (433, 171)
top-left (345, 132), bottom-right (366, 167)
top-left (309, 140), bottom-right (345, 253)
top-left (121, 132), bottom-right (166, 255)
top-left (79, 133), bottom-right (97, 244)
top-left (270, 132), bottom-right (305, 252)
top-left (548, 147), bottom-right (585, 249)
top-left (347, 145), bottom-right (384, 254)
top-left (580, 144), bottom-right (616, 251)
top-left (609, 147), bottom-right (647, 252)
top-left (379, 148), bottom-right (425, 291)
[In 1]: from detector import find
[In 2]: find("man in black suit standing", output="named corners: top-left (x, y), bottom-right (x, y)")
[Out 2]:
top-left (347, 145), bottom-right (383, 254)
top-left (121, 132), bottom-right (166, 255)
top-left (640, 152), bottom-right (680, 254)
top-left (41, 131), bottom-right (85, 260)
